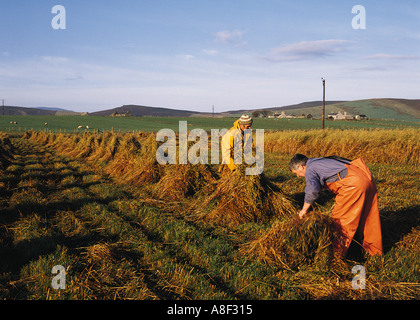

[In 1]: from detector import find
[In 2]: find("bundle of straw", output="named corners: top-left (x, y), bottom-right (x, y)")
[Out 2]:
top-left (86, 243), bottom-right (115, 264)
top-left (397, 225), bottom-right (420, 254)
top-left (241, 212), bottom-right (342, 270)
top-left (125, 133), bottom-right (161, 184)
top-left (68, 134), bottom-right (96, 159)
top-left (106, 133), bottom-right (162, 185)
top-left (155, 163), bottom-right (217, 201)
top-left (86, 132), bottom-right (113, 162)
top-left (199, 166), bottom-right (296, 228)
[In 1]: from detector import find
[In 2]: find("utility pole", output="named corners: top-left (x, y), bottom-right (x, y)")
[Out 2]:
top-left (212, 105), bottom-right (214, 118)
top-left (321, 78), bottom-right (325, 129)
top-left (2, 99), bottom-right (4, 116)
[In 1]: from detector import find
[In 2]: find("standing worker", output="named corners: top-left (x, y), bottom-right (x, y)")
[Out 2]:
top-left (289, 154), bottom-right (383, 257)
top-left (219, 114), bottom-right (253, 173)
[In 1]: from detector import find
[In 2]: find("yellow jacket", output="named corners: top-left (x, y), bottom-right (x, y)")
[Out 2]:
top-left (220, 120), bottom-right (244, 172)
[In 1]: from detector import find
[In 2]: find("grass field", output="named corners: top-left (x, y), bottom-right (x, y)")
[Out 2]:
top-left (0, 127), bottom-right (419, 300)
top-left (1, 115), bottom-right (420, 133)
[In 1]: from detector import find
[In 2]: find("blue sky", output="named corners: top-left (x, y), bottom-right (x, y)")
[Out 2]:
top-left (0, 0), bottom-right (419, 112)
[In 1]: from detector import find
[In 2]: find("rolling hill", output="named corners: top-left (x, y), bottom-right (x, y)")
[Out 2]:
top-left (1, 106), bottom-right (80, 116)
top-left (2, 99), bottom-right (419, 120)
top-left (72, 99), bottom-right (420, 120)
top-left (90, 105), bottom-right (207, 117)
top-left (270, 99), bottom-right (420, 121)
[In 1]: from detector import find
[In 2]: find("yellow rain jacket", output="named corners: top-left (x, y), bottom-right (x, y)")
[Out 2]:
top-left (219, 120), bottom-right (249, 172)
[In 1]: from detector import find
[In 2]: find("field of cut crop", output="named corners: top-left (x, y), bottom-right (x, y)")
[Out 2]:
top-left (0, 127), bottom-right (419, 301)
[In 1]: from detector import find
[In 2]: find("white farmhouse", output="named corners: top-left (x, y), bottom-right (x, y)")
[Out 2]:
top-left (328, 111), bottom-right (355, 120)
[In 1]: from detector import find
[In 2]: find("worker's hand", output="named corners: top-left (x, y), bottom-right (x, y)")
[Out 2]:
top-left (298, 209), bottom-right (307, 219)
top-left (298, 203), bottom-right (311, 219)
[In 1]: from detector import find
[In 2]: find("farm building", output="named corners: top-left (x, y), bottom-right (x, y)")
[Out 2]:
top-left (328, 111), bottom-right (355, 120)
top-left (268, 111), bottom-right (297, 119)
top-left (328, 112), bottom-right (368, 120)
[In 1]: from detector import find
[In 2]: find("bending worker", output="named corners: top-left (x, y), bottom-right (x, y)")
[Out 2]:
top-left (219, 114), bottom-right (253, 173)
top-left (289, 154), bottom-right (383, 257)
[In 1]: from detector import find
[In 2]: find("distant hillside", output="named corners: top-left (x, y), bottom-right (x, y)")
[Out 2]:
top-left (2, 106), bottom-right (80, 116)
top-left (276, 101), bottom-right (346, 111)
top-left (90, 105), bottom-right (206, 117)
top-left (2, 106), bottom-right (56, 116)
top-left (269, 99), bottom-right (420, 121)
top-left (223, 101), bottom-right (345, 116)
top-left (2, 98), bottom-right (419, 120)
top-left (327, 99), bottom-right (420, 120)
top-left (36, 107), bottom-right (71, 112)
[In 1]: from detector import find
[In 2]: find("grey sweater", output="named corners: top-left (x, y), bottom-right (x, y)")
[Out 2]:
top-left (304, 157), bottom-right (350, 204)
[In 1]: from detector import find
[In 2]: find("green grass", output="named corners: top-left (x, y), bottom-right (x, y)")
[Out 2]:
top-left (1, 115), bottom-right (419, 134)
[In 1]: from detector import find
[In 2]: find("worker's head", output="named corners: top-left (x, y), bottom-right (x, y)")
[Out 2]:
top-left (289, 154), bottom-right (308, 177)
top-left (238, 114), bottom-right (253, 131)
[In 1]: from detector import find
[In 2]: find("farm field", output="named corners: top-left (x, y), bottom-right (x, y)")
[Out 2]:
top-left (0, 127), bottom-right (419, 301)
top-left (1, 115), bottom-right (420, 133)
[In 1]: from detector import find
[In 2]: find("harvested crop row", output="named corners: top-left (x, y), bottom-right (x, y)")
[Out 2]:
top-left (1, 137), bottom-right (311, 299)
top-left (23, 131), bottom-right (298, 228)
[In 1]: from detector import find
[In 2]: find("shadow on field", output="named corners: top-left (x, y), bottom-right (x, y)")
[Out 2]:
top-left (380, 205), bottom-right (420, 252)
top-left (0, 232), bottom-right (118, 275)
top-left (290, 190), bottom-right (336, 207)
top-left (0, 190), bottom-right (99, 225)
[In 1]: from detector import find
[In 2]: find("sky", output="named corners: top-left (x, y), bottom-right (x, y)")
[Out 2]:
top-left (0, 0), bottom-right (419, 112)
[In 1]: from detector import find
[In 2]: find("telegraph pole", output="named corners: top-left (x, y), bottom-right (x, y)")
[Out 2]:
top-left (321, 78), bottom-right (325, 129)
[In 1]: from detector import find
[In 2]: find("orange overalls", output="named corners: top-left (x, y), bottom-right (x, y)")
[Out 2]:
top-left (326, 158), bottom-right (383, 257)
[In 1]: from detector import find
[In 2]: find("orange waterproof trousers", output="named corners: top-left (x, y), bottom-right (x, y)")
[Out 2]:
top-left (326, 158), bottom-right (383, 257)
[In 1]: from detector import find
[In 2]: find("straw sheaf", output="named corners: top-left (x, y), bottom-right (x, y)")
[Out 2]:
top-left (241, 212), bottom-right (342, 270)
top-left (200, 166), bottom-right (297, 228)
top-left (86, 243), bottom-right (115, 264)
top-left (106, 133), bottom-right (162, 185)
top-left (155, 163), bottom-right (217, 201)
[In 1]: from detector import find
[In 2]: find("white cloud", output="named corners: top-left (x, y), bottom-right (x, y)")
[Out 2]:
top-left (265, 39), bottom-right (353, 62)
top-left (203, 49), bottom-right (219, 56)
top-left (365, 53), bottom-right (420, 60)
top-left (177, 54), bottom-right (195, 60)
top-left (214, 30), bottom-right (247, 46)
top-left (41, 56), bottom-right (70, 63)
top-left (65, 73), bottom-right (84, 81)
